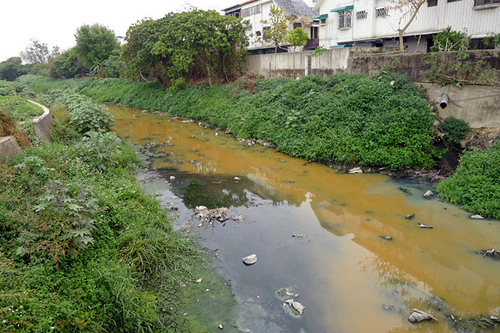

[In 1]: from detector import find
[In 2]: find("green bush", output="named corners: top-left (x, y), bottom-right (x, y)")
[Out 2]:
top-left (437, 144), bottom-right (500, 219)
top-left (441, 116), bottom-right (470, 145)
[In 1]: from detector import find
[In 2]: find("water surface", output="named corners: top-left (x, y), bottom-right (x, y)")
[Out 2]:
top-left (110, 105), bottom-right (500, 333)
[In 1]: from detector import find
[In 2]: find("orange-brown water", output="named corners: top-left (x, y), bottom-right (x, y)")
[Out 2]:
top-left (111, 105), bottom-right (500, 333)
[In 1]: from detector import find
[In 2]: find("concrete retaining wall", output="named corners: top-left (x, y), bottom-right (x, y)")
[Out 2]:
top-left (0, 101), bottom-right (52, 157)
top-left (244, 49), bottom-right (500, 128)
top-left (0, 136), bottom-right (21, 156)
top-left (30, 100), bottom-right (52, 143)
top-left (423, 83), bottom-right (500, 128)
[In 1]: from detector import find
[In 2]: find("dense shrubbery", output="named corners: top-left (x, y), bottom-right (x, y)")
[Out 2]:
top-left (0, 87), bottom-right (199, 331)
top-left (441, 116), bottom-right (470, 146)
top-left (22, 73), bottom-right (438, 171)
top-left (437, 144), bottom-right (500, 219)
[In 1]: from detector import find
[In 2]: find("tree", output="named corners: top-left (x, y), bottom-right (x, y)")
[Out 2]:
top-left (0, 57), bottom-right (28, 81)
top-left (20, 39), bottom-right (50, 64)
top-left (392, 0), bottom-right (426, 54)
top-left (261, 5), bottom-right (293, 53)
top-left (49, 48), bottom-right (85, 79)
top-left (288, 27), bottom-right (309, 51)
top-left (151, 10), bottom-right (248, 88)
top-left (74, 24), bottom-right (119, 70)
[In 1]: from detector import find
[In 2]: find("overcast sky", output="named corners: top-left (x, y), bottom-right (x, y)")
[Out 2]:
top-left (0, 0), bottom-right (240, 62)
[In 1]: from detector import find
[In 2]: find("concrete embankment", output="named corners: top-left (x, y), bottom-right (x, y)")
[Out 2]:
top-left (0, 100), bottom-right (52, 157)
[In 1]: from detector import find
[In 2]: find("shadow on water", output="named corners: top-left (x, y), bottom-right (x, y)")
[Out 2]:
top-left (110, 105), bottom-right (500, 333)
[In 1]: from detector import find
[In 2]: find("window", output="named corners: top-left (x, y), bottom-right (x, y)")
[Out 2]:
top-left (375, 7), bottom-right (388, 16)
top-left (356, 10), bottom-right (367, 19)
top-left (320, 18), bottom-right (327, 24)
top-left (338, 10), bottom-right (352, 29)
top-left (474, 0), bottom-right (500, 5)
top-left (256, 31), bottom-right (261, 37)
top-left (447, 0), bottom-right (460, 2)
top-left (241, 4), bottom-right (262, 18)
top-left (427, 0), bottom-right (438, 6)
top-left (310, 26), bottom-right (319, 39)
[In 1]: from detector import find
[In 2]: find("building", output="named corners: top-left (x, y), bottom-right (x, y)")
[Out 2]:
top-left (223, 0), bottom-right (318, 54)
top-left (312, 0), bottom-right (500, 51)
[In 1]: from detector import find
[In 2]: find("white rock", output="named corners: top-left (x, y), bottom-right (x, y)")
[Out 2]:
top-left (408, 309), bottom-right (437, 323)
top-left (423, 190), bottom-right (434, 198)
top-left (349, 167), bottom-right (363, 174)
top-left (242, 254), bottom-right (258, 266)
top-left (170, 176), bottom-right (176, 180)
top-left (284, 299), bottom-right (306, 315)
top-left (471, 214), bottom-right (484, 219)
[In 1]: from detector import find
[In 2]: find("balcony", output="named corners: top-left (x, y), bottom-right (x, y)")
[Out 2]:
top-left (304, 38), bottom-right (319, 50)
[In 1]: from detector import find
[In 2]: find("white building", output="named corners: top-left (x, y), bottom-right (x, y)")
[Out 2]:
top-left (312, 0), bottom-right (500, 51)
top-left (224, 0), bottom-right (318, 53)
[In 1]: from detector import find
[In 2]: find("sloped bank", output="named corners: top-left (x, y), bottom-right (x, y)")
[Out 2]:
top-left (20, 73), bottom-right (440, 172)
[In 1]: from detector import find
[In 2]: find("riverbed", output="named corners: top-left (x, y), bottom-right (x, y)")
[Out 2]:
top-left (109, 105), bottom-right (500, 333)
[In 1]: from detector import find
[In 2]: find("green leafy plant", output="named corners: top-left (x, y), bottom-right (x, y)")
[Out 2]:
top-left (312, 45), bottom-right (327, 58)
top-left (441, 116), bottom-right (470, 146)
top-left (288, 27), bottom-right (309, 51)
top-left (431, 27), bottom-right (470, 52)
top-left (437, 143), bottom-right (500, 219)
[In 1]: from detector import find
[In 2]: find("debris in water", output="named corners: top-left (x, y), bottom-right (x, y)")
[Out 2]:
top-left (471, 214), bottom-right (484, 220)
top-left (481, 248), bottom-right (500, 260)
top-left (405, 213), bottom-right (416, 220)
top-left (170, 176), bottom-right (176, 180)
top-left (218, 324), bottom-right (224, 329)
top-left (349, 167), bottom-right (363, 174)
top-left (382, 304), bottom-right (395, 311)
top-left (276, 287), bottom-right (299, 299)
top-left (242, 254), bottom-right (258, 266)
top-left (195, 278), bottom-right (203, 283)
top-left (292, 233), bottom-right (307, 238)
top-left (408, 309), bottom-right (437, 323)
top-left (283, 299), bottom-right (306, 316)
top-left (417, 223), bottom-right (433, 229)
top-left (380, 235), bottom-right (393, 241)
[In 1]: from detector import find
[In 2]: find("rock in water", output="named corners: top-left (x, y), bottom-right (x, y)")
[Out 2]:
top-left (283, 299), bottom-right (306, 316)
top-left (349, 167), bottom-right (363, 174)
top-left (242, 254), bottom-right (258, 266)
top-left (423, 190), bottom-right (434, 198)
top-left (408, 309), bottom-right (437, 323)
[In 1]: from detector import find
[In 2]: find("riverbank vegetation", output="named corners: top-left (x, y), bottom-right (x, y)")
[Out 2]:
top-left (437, 144), bottom-right (500, 219)
top-left (20, 73), bottom-right (439, 171)
top-left (0, 89), bottom-right (200, 331)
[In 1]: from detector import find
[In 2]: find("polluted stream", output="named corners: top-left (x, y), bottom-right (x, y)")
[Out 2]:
top-left (109, 105), bottom-right (500, 333)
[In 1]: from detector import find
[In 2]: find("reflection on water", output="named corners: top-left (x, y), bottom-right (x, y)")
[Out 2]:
top-left (110, 105), bottom-right (500, 333)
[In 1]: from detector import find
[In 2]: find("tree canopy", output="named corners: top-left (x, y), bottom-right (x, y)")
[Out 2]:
top-left (74, 24), bottom-right (120, 69)
top-left (261, 5), bottom-right (293, 53)
top-left (122, 10), bottom-right (248, 89)
top-left (288, 27), bottom-right (309, 51)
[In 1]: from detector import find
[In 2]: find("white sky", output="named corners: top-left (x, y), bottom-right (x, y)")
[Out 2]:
top-left (0, 0), bottom-right (239, 62)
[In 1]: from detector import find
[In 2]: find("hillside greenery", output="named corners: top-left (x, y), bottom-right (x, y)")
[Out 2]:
top-left (0, 88), bottom-right (201, 331)
top-left (20, 73), bottom-right (439, 171)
